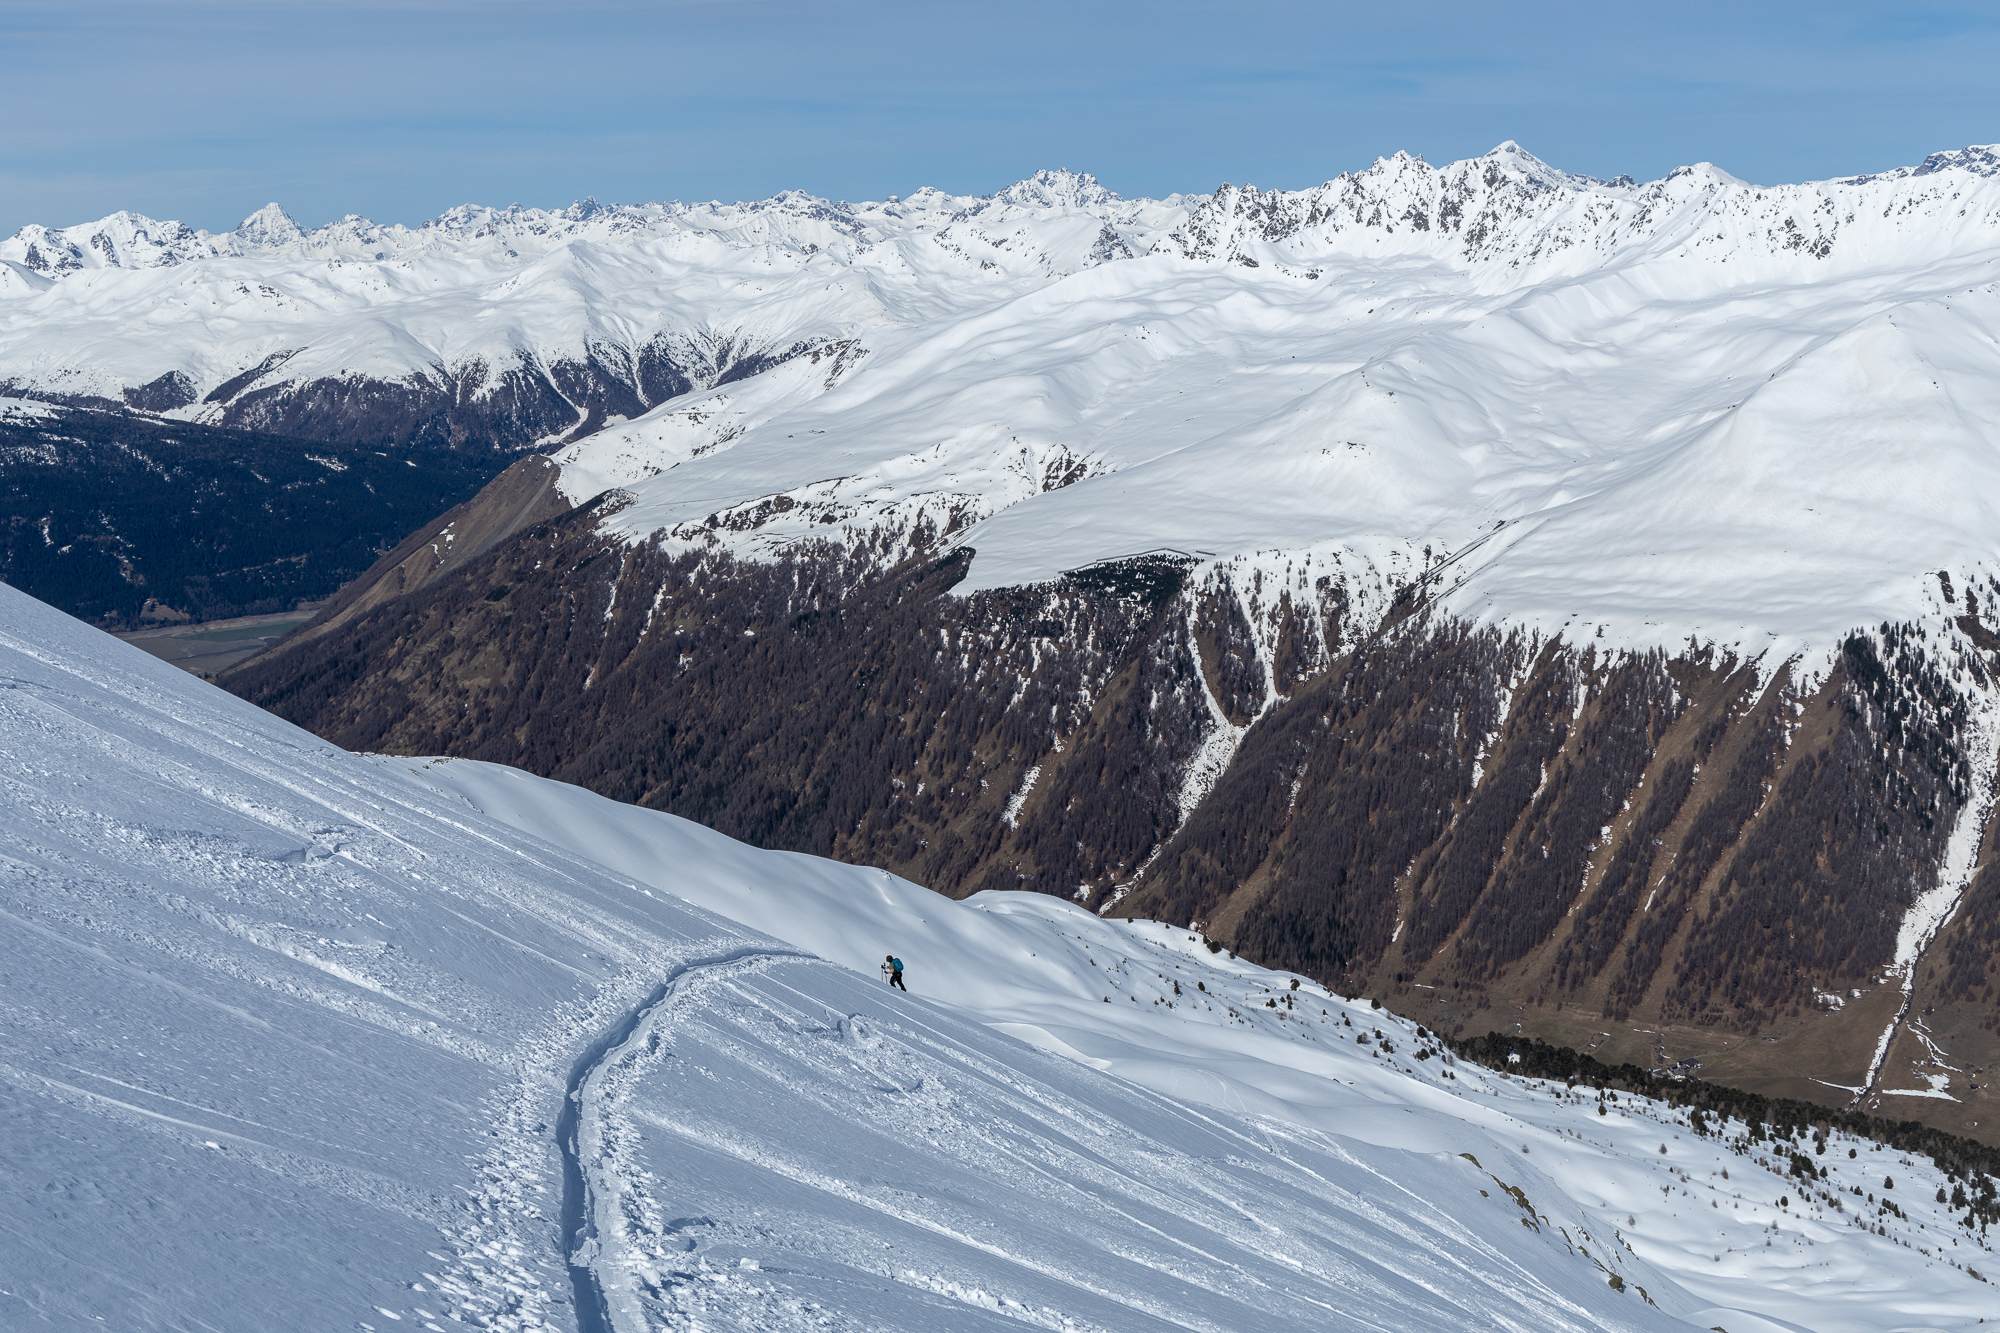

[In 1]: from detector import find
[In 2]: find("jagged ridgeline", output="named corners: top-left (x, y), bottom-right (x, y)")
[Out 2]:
top-left (223, 468), bottom-right (2000, 1142)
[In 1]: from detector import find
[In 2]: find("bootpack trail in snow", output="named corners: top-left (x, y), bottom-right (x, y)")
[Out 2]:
top-left (559, 947), bottom-right (813, 1333)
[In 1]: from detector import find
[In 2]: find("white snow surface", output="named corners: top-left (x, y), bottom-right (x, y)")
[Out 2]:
top-left (0, 578), bottom-right (1987, 1331)
top-left (0, 396), bottom-right (60, 423)
top-left (0, 173), bottom-right (1185, 424)
top-left (411, 756), bottom-right (2000, 1333)
top-left (10, 146), bottom-right (2000, 665)
top-left (547, 144), bottom-right (2000, 670)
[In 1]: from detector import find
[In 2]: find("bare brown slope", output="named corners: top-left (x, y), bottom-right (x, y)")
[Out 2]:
top-left (220, 498), bottom-right (2000, 1142)
top-left (223, 525), bottom-right (1243, 903)
top-left (1117, 611), bottom-right (1998, 1139)
top-left (223, 453), bottom-right (572, 675)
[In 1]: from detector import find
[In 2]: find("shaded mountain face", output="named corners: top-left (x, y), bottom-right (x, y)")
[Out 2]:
top-left (0, 399), bottom-right (503, 627)
top-left (224, 479), bottom-right (2000, 1144)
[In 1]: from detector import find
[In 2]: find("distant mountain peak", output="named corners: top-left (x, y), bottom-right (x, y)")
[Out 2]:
top-left (1666, 161), bottom-right (1751, 187)
top-left (1477, 141), bottom-right (1635, 193)
top-left (993, 169), bottom-right (1120, 210)
top-left (1909, 143), bottom-right (2000, 178)
top-left (1482, 140), bottom-right (1566, 179)
top-left (235, 202), bottom-right (303, 246)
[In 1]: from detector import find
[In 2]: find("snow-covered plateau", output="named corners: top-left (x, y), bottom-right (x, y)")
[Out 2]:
top-left (2, 553), bottom-right (1995, 1329)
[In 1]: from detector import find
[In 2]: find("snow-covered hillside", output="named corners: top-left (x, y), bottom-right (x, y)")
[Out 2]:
top-left (407, 756), bottom-right (2000, 1333)
top-left (9, 144), bottom-right (2000, 665)
top-left (543, 142), bottom-right (2000, 672)
top-left (2, 577), bottom-right (1992, 1331)
top-left (0, 171), bottom-right (1184, 435)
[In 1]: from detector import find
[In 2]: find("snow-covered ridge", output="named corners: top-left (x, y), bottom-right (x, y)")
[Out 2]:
top-left (9, 142), bottom-right (1995, 280)
top-left (1159, 139), bottom-right (2000, 279)
top-left (0, 168), bottom-right (1178, 278)
top-left (5, 142), bottom-right (1998, 420)
top-left (0, 168), bottom-right (1189, 425)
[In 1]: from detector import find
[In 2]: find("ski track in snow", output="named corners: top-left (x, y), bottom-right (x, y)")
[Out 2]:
top-left (558, 947), bottom-right (812, 1333)
top-left (1, 580), bottom-right (1995, 1333)
top-left (414, 754), bottom-right (2000, 1333)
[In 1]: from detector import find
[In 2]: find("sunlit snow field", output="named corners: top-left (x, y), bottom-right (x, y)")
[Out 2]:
top-left (9, 146), bottom-right (2000, 674)
top-left (0, 580), bottom-right (1992, 1331)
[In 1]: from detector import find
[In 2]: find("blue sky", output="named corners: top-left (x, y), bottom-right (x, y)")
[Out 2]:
top-left (4, 0), bottom-right (1998, 235)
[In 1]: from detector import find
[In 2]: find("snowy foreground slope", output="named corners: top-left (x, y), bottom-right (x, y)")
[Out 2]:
top-left (2, 583), bottom-right (1992, 1332)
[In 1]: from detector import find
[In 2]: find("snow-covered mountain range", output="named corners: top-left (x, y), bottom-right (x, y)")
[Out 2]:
top-left (19, 142), bottom-right (2000, 1157)
top-left (5, 142), bottom-right (1998, 663)
top-left (538, 139), bottom-right (2000, 669)
top-left (0, 169), bottom-right (1188, 444)
top-left (12, 140), bottom-right (1997, 661)
top-left (2, 579), bottom-right (1993, 1332)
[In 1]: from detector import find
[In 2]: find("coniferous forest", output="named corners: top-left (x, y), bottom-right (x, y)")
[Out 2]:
top-left (0, 403), bottom-right (506, 628)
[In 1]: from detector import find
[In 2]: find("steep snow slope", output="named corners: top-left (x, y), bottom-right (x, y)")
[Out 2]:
top-left (0, 579), bottom-right (1709, 1332)
top-left (408, 756), bottom-right (2000, 1333)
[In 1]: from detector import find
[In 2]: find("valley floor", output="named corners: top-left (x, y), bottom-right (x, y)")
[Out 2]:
top-left (114, 605), bottom-right (322, 676)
